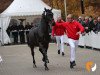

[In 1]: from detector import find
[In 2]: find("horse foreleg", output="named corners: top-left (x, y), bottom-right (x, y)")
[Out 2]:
top-left (44, 61), bottom-right (49, 70)
top-left (45, 43), bottom-right (49, 63)
top-left (39, 48), bottom-right (45, 62)
top-left (39, 48), bottom-right (49, 70)
top-left (39, 48), bottom-right (49, 63)
top-left (31, 47), bottom-right (37, 68)
top-left (43, 48), bottom-right (49, 70)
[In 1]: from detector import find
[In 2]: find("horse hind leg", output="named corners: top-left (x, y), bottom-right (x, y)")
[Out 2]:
top-left (30, 47), bottom-right (37, 68)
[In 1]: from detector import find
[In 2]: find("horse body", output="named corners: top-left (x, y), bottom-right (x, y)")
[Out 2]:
top-left (27, 8), bottom-right (53, 70)
top-left (28, 19), bottom-right (50, 47)
top-left (28, 27), bottom-right (40, 46)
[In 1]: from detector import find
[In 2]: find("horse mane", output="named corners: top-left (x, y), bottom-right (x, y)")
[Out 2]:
top-left (38, 11), bottom-right (50, 33)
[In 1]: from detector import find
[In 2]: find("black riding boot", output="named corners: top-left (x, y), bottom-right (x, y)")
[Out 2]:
top-left (58, 50), bottom-right (60, 54)
top-left (62, 52), bottom-right (65, 56)
top-left (70, 61), bottom-right (76, 69)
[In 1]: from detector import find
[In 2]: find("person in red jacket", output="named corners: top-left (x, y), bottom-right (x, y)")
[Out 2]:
top-left (63, 14), bottom-right (84, 68)
top-left (52, 17), bottom-right (66, 56)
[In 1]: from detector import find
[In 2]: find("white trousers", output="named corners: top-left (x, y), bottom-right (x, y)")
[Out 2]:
top-left (0, 55), bottom-right (3, 63)
top-left (68, 38), bottom-right (79, 62)
top-left (56, 35), bottom-right (64, 52)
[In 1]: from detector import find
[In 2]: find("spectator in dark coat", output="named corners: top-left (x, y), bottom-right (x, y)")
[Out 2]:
top-left (25, 22), bottom-right (33, 42)
top-left (78, 16), bottom-right (86, 36)
top-left (97, 16), bottom-right (100, 23)
top-left (11, 23), bottom-right (18, 44)
top-left (84, 16), bottom-right (90, 33)
top-left (78, 16), bottom-right (86, 27)
top-left (25, 22), bottom-right (32, 35)
top-left (93, 18), bottom-right (98, 33)
top-left (18, 22), bottom-right (25, 44)
top-left (96, 17), bottom-right (100, 32)
top-left (6, 25), bottom-right (11, 37)
top-left (88, 16), bottom-right (95, 32)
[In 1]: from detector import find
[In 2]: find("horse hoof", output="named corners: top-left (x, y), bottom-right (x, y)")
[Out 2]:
top-left (46, 60), bottom-right (49, 63)
top-left (45, 67), bottom-right (49, 71)
top-left (42, 58), bottom-right (49, 63)
top-left (33, 64), bottom-right (37, 68)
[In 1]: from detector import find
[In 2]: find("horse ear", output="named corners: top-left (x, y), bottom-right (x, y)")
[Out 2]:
top-left (44, 11), bottom-right (46, 16)
top-left (42, 11), bottom-right (46, 16)
top-left (50, 8), bottom-right (52, 11)
top-left (44, 8), bottom-right (47, 12)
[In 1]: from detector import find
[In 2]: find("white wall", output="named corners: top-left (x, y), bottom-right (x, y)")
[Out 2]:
top-left (64, 31), bottom-right (100, 49)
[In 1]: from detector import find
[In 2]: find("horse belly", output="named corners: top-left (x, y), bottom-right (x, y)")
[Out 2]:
top-left (28, 28), bottom-right (39, 47)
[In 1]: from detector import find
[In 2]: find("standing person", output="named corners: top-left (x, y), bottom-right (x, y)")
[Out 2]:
top-left (6, 25), bottom-right (11, 37)
top-left (78, 16), bottom-right (86, 36)
top-left (84, 16), bottom-right (90, 33)
top-left (97, 16), bottom-right (100, 32)
top-left (97, 16), bottom-right (100, 23)
top-left (88, 16), bottom-right (95, 32)
top-left (25, 22), bottom-right (32, 35)
top-left (78, 16), bottom-right (86, 27)
top-left (18, 22), bottom-right (25, 44)
top-left (52, 17), bottom-right (66, 56)
top-left (11, 23), bottom-right (18, 44)
top-left (93, 17), bottom-right (100, 33)
top-left (25, 22), bottom-right (33, 43)
top-left (63, 14), bottom-right (84, 68)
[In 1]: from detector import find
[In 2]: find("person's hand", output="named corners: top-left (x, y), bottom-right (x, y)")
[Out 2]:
top-left (85, 27), bottom-right (88, 29)
top-left (51, 35), bottom-right (54, 39)
top-left (51, 35), bottom-right (55, 39)
top-left (82, 32), bottom-right (86, 36)
top-left (76, 31), bottom-right (81, 35)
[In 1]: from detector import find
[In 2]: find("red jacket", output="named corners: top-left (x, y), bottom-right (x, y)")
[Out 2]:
top-left (63, 20), bottom-right (84, 40)
top-left (52, 20), bottom-right (66, 36)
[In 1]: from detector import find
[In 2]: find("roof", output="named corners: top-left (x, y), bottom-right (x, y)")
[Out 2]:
top-left (0, 0), bottom-right (13, 13)
top-left (1, 0), bottom-right (61, 16)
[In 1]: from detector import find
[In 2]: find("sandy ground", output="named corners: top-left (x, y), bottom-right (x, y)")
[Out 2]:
top-left (0, 43), bottom-right (100, 75)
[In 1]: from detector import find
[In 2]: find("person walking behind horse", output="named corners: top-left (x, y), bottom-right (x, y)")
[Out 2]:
top-left (63, 14), bottom-right (84, 68)
top-left (52, 17), bottom-right (66, 56)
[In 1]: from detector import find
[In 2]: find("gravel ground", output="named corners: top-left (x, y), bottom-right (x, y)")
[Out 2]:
top-left (0, 43), bottom-right (100, 75)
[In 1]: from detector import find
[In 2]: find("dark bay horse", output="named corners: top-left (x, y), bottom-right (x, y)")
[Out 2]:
top-left (27, 8), bottom-right (54, 70)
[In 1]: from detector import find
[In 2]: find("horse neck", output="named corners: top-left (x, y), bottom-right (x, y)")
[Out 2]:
top-left (39, 18), bottom-right (49, 34)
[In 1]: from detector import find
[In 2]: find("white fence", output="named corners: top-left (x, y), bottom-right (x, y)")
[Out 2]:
top-left (64, 31), bottom-right (100, 49)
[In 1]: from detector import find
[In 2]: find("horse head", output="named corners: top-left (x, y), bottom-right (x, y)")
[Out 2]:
top-left (42, 8), bottom-right (54, 26)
